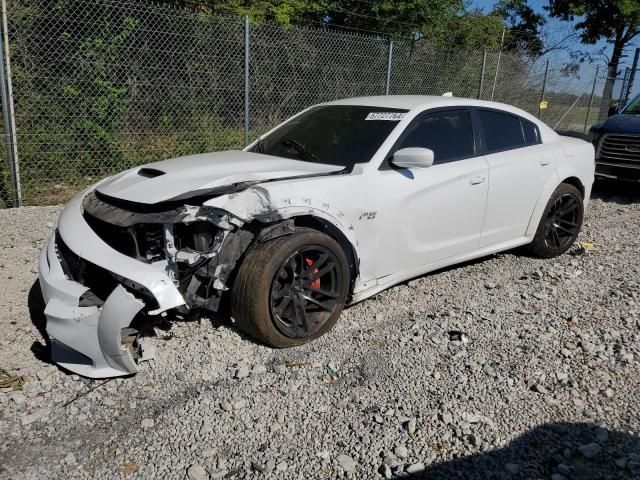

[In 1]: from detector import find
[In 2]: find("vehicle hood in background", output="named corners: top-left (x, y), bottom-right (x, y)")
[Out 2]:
top-left (96, 150), bottom-right (343, 205)
top-left (593, 114), bottom-right (640, 135)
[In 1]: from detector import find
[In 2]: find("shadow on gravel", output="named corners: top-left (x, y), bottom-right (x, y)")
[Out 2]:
top-left (408, 422), bottom-right (639, 479)
top-left (27, 279), bottom-right (53, 365)
top-left (592, 179), bottom-right (640, 204)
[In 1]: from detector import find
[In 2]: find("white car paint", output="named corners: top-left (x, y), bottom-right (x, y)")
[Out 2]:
top-left (479, 142), bottom-right (558, 247)
top-left (98, 150), bottom-right (343, 204)
top-left (373, 156), bottom-right (490, 276)
top-left (39, 95), bottom-right (595, 378)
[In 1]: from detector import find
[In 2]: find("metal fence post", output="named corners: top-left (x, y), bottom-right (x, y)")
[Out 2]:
top-left (584, 65), bottom-right (600, 134)
top-left (624, 48), bottom-right (639, 104)
top-left (385, 39), bottom-right (394, 95)
top-left (0, 0), bottom-right (20, 207)
top-left (478, 50), bottom-right (486, 99)
top-left (618, 67), bottom-right (630, 107)
top-left (537, 59), bottom-right (549, 119)
top-left (490, 28), bottom-right (506, 101)
top-left (243, 16), bottom-right (250, 147)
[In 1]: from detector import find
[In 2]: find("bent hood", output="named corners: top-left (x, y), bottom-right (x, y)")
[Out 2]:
top-left (96, 150), bottom-right (343, 205)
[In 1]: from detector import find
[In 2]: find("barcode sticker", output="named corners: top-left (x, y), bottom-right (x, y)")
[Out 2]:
top-left (365, 112), bottom-right (405, 121)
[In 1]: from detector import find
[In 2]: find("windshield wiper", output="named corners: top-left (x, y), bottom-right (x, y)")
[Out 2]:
top-left (280, 139), bottom-right (318, 162)
top-left (252, 138), bottom-right (266, 153)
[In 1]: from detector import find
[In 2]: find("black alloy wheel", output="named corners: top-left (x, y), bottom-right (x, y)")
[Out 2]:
top-left (270, 246), bottom-right (342, 338)
top-left (543, 193), bottom-right (581, 251)
top-left (231, 227), bottom-right (349, 348)
top-left (527, 183), bottom-right (584, 258)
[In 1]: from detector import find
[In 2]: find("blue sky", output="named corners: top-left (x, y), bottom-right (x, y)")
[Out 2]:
top-left (470, 0), bottom-right (639, 68)
top-left (470, 0), bottom-right (611, 59)
top-left (469, 0), bottom-right (640, 96)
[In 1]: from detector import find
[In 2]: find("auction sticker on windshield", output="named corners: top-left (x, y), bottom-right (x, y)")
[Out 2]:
top-left (365, 112), bottom-right (405, 121)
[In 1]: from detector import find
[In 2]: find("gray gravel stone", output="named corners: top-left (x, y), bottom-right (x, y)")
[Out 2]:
top-left (186, 464), bottom-right (208, 480)
top-left (504, 463), bottom-right (520, 474)
top-left (1, 197), bottom-right (639, 479)
top-left (234, 366), bottom-right (249, 379)
top-left (595, 426), bottom-right (609, 443)
top-left (406, 462), bottom-right (425, 474)
top-left (394, 446), bottom-right (409, 459)
top-left (440, 412), bottom-right (453, 425)
top-left (578, 443), bottom-right (602, 458)
top-left (141, 418), bottom-right (154, 429)
top-left (337, 454), bottom-right (356, 472)
top-left (379, 464), bottom-right (392, 479)
top-left (405, 418), bottom-right (417, 435)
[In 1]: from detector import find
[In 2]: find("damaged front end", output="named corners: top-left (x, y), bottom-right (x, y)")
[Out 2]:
top-left (82, 190), bottom-right (280, 312)
top-left (40, 188), bottom-right (286, 378)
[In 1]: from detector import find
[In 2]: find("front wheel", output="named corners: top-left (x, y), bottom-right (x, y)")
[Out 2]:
top-left (527, 183), bottom-right (584, 258)
top-left (231, 228), bottom-right (350, 347)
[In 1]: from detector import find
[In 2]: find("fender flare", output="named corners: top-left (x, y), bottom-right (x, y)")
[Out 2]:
top-left (525, 168), bottom-right (586, 237)
top-left (204, 186), bottom-right (363, 285)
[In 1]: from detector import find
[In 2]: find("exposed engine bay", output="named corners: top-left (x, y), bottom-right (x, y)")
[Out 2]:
top-left (79, 190), bottom-right (295, 313)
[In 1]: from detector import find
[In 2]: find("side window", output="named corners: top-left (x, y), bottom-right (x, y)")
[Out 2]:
top-left (397, 109), bottom-right (475, 164)
top-left (478, 110), bottom-right (525, 153)
top-left (521, 119), bottom-right (540, 145)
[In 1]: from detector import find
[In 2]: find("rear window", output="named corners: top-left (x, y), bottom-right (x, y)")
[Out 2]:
top-left (250, 105), bottom-right (408, 168)
top-left (478, 110), bottom-right (525, 152)
top-left (522, 119), bottom-right (541, 145)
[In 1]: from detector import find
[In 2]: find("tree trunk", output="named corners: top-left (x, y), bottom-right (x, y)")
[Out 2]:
top-left (598, 36), bottom-right (625, 121)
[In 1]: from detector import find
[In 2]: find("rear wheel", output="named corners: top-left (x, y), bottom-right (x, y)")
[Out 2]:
top-left (527, 183), bottom-right (583, 258)
top-left (231, 228), bottom-right (349, 347)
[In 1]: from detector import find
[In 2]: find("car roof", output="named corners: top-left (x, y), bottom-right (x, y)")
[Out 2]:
top-left (322, 95), bottom-right (515, 111)
top-left (320, 95), bottom-right (557, 138)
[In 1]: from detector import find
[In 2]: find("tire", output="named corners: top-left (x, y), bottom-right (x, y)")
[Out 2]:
top-left (527, 183), bottom-right (584, 258)
top-left (231, 227), bottom-right (350, 347)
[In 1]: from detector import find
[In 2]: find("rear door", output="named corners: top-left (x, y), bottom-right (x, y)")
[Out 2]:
top-left (475, 109), bottom-right (556, 247)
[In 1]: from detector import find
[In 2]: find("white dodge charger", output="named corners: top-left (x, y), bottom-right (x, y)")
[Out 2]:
top-left (39, 95), bottom-right (595, 378)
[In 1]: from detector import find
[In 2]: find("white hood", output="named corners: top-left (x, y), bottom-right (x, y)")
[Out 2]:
top-left (96, 150), bottom-right (343, 204)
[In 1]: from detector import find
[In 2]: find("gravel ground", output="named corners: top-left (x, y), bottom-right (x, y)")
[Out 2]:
top-left (1, 181), bottom-right (639, 480)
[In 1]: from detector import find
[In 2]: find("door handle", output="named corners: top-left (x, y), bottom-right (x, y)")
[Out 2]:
top-left (540, 158), bottom-right (551, 166)
top-left (470, 175), bottom-right (486, 185)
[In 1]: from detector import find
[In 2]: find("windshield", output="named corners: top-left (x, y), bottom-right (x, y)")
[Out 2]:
top-left (623, 95), bottom-right (640, 114)
top-left (249, 105), bottom-right (408, 168)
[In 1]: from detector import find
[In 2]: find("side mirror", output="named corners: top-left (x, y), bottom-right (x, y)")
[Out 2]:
top-left (607, 104), bottom-right (620, 117)
top-left (391, 147), bottom-right (434, 169)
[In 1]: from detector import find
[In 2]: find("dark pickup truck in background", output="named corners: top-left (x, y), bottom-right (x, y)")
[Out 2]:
top-left (589, 94), bottom-right (640, 182)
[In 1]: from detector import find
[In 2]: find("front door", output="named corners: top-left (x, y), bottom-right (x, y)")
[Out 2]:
top-left (374, 108), bottom-right (490, 277)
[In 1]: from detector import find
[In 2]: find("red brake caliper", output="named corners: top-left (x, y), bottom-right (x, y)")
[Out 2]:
top-left (305, 257), bottom-right (321, 289)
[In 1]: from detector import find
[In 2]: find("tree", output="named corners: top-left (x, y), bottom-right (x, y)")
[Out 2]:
top-left (547, 0), bottom-right (640, 119)
top-left (435, 11), bottom-right (504, 51)
top-left (493, 0), bottom-right (546, 55)
top-left (157, 0), bottom-right (320, 24)
top-left (158, 0), bottom-right (468, 39)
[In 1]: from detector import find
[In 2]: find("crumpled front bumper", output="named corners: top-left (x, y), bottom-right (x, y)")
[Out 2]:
top-left (39, 190), bottom-right (186, 378)
top-left (40, 240), bottom-right (143, 378)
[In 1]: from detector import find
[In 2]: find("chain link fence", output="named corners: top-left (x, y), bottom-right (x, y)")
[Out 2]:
top-left (0, 0), bottom-right (633, 207)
